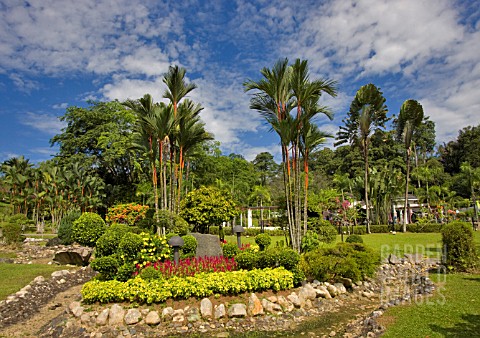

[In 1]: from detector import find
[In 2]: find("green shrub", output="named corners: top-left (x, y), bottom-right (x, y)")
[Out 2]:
top-left (2, 222), bottom-right (22, 244)
top-left (136, 233), bottom-right (171, 267)
top-left (256, 249), bottom-right (277, 269)
top-left (96, 224), bottom-right (131, 258)
top-left (301, 242), bottom-right (379, 282)
top-left (116, 262), bottom-right (136, 282)
top-left (235, 250), bottom-right (258, 270)
top-left (181, 235), bottom-right (197, 258)
top-left (139, 266), bottom-right (162, 280)
top-left (277, 248), bottom-right (300, 271)
top-left (346, 234), bottom-right (364, 243)
top-left (118, 232), bottom-right (143, 263)
top-left (255, 233), bottom-right (271, 251)
top-left (72, 212), bottom-right (106, 247)
top-left (369, 225), bottom-right (389, 233)
top-left (157, 210), bottom-right (191, 236)
top-left (91, 255), bottom-right (119, 281)
top-left (222, 242), bottom-right (239, 258)
top-left (8, 214), bottom-right (31, 231)
top-left (308, 218), bottom-right (337, 243)
top-left (58, 211), bottom-right (81, 244)
top-left (407, 223), bottom-right (443, 233)
top-left (442, 221), bottom-right (478, 271)
top-left (301, 230), bottom-right (320, 253)
top-left (290, 267), bottom-right (306, 286)
top-left (351, 226), bottom-right (367, 235)
top-left (82, 267), bottom-right (294, 304)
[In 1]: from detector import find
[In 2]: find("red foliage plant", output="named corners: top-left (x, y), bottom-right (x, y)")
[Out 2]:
top-left (135, 256), bottom-right (237, 279)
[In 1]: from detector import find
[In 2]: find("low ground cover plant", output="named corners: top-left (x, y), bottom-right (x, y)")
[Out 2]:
top-left (81, 267), bottom-right (294, 304)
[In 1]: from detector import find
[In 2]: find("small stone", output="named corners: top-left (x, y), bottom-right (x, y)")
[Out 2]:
top-left (96, 308), bottom-right (109, 326)
top-left (186, 307), bottom-right (201, 322)
top-left (145, 311), bottom-right (161, 325)
top-left (327, 284), bottom-right (338, 297)
top-left (248, 293), bottom-right (264, 316)
top-left (162, 307), bottom-right (174, 320)
top-left (287, 292), bottom-right (302, 308)
top-left (329, 331), bottom-right (336, 337)
top-left (200, 298), bottom-right (213, 318)
top-left (214, 304), bottom-right (227, 319)
top-left (267, 295), bottom-right (278, 303)
top-left (51, 270), bottom-right (70, 278)
top-left (108, 304), bottom-right (125, 325)
top-left (125, 308), bottom-right (142, 325)
top-left (80, 313), bottom-right (91, 324)
top-left (228, 303), bottom-right (247, 318)
top-left (334, 283), bottom-right (347, 294)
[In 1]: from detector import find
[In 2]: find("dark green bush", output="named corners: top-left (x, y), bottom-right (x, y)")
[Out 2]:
top-left (235, 250), bottom-right (258, 270)
top-left (301, 242), bottom-right (379, 282)
top-left (156, 210), bottom-right (191, 236)
top-left (308, 218), bottom-right (337, 243)
top-left (91, 255), bottom-right (119, 281)
top-left (72, 212), bottom-right (106, 247)
top-left (277, 248), bottom-right (300, 271)
top-left (2, 222), bottom-right (22, 244)
top-left (442, 221), bottom-right (478, 271)
top-left (139, 266), bottom-right (162, 280)
top-left (8, 214), bottom-right (32, 231)
top-left (300, 230), bottom-right (320, 253)
top-left (116, 262), bottom-right (136, 282)
top-left (58, 211), bottom-right (81, 245)
top-left (407, 223), bottom-right (443, 233)
top-left (256, 249), bottom-right (277, 269)
top-left (255, 233), bottom-right (271, 251)
top-left (96, 224), bottom-right (130, 258)
top-left (290, 266), bottom-right (306, 286)
top-left (118, 232), bottom-right (143, 263)
top-left (346, 234), bottom-right (363, 243)
top-left (181, 234), bottom-right (197, 258)
top-left (222, 243), bottom-right (239, 258)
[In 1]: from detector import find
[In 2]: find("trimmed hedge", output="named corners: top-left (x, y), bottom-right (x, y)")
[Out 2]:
top-left (209, 226), bottom-right (285, 237)
top-left (441, 221), bottom-right (478, 271)
top-left (81, 267), bottom-right (294, 304)
top-left (72, 212), bottom-right (106, 247)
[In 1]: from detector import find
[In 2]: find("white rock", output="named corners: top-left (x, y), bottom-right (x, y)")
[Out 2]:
top-left (108, 304), bottom-right (125, 325)
top-left (214, 304), bottom-right (226, 319)
top-left (162, 307), bottom-right (174, 319)
top-left (228, 303), bottom-right (247, 317)
top-left (200, 298), bottom-right (213, 318)
top-left (145, 311), bottom-right (161, 325)
top-left (124, 308), bottom-right (142, 325)
top-left (96, 308), bottom-right (109, 326)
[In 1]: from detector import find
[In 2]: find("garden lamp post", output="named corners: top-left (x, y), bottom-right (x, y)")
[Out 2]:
top-left (168, 236), bottom-right (184, 265)
top-left (233, 225), bottom-right (245, 249)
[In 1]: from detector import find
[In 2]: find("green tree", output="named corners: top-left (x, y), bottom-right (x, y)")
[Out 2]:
top-left (336, 84), bottom-right (388, 232)
top-left (180, 186), bottom-right (238, 233)
top-left (396, 99), bottom-right (424, 232)
top-left (439, 124), bottom-right (480, 174)
top-left (460, 162), bottom-right (480, 224)
top-left (252, 152), bottom-right (279, 186)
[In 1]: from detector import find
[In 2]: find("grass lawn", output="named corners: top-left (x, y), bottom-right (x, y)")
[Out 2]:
top-left (0, 263), bottom-right (75, 300)
top-left (379, 272), bottom-right (480, 337)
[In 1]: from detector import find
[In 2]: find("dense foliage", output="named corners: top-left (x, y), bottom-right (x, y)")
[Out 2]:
top-left (441, 222), bottom-right (478, 271)
top-left (71, 212), bottom-right (106, 247)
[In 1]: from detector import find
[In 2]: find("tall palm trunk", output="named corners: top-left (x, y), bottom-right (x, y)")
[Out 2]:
top-left (403, 148), bottom-right (411, 232)
top-left (364, 144), bottom-right (370, 233)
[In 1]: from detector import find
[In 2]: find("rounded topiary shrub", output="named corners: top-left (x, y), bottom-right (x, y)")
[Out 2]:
top-left (181, 234), bottom-right (197, 258)
top-left (118, 232), bottom-right (143, 263)
top-left (2, 222), bottom-right (22, 244)
top-left (277, 248), bottom-right (300, 271)
top-left (90, 255), bottom-right (119, 281)
top-left (346, 234), bottom-right (363, 243)
top-left (116, 262), bottom-right (136, 282)
top-left (71, 212), bottom-right (106, 247)
top-left (96, 225), bottom-right (130, 258)
top-left (442, 221), bottom-right (478, 271)
top-left (222, 242), bottom-right (239, 258)
top-left (157, 210), bottom-right (191, 236)
top-left (256, 249), bottom-right (277, 269)
top-left (139, 266), bottom-right (162, 280)
top-left (58, 211), bottom-right (81, 245)
top-left (255, 233), bottom-right (271, 251)
top-left (235, 250), bottom-right (258, 270)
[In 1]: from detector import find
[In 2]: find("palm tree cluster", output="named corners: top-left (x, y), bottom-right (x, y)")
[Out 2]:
top-left (124, 65), bottom-right (213, 230)
top-left (1, 157), bottom-right (104, 230)
top-left (244, 58), bottom-right (337, 252)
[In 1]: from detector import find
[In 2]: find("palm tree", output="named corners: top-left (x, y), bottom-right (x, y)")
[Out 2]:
top-left (245, 58), bottom-right (336, 252)
top-left (460, 162), bottom-right (480, 226)
top-left (396, 99), bottom-right (424, 232)
top-left (123, 94), bottom-right (160, 221)
top-left (336, 84), bottom-right (388, 233)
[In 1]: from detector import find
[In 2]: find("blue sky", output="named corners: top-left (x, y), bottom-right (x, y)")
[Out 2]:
top-left (0, 0), bottom-right (479, 163)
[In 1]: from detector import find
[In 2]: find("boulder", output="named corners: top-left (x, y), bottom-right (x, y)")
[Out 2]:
top-left (247, 293), bottom-right (264, 316)
top-left (145, 311), bottom-right (161, 325)
top-left (200, 298), bottom-right (213, 318)
top-left (108, 304), bottom-right (125, 325)
top-left (228, 303), bottom-right (247, 317)
top-left (214, 304), bottom-right (227, 319)
top-left (190, 233), bottom-right (223, 257)
top-left (53, 246), bottom-right (93, 266)
top-left (124, 308), bottom-right (142, 325)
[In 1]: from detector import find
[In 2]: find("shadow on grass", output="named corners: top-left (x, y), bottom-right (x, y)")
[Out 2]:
top-left (462, 276), bottom-right (480, 283)
top-left (430, 314), bottom-right (480, 337)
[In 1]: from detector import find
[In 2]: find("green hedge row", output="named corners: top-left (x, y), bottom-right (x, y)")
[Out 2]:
top-left (350, 223), bottom-right (445, 234)
top-left (81, 267), bottom-right (294, 304)
top-left (209, 226), bottom-right (286, 237)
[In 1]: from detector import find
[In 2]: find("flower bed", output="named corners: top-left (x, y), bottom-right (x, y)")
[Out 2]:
top-left (81, 267), bottom-right (294, 304)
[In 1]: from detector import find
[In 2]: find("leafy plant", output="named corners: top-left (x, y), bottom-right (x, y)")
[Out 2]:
top-left (235, 250), bottom-right (258, 270)
top-left (2, 222), bottom-right (22, 244)
top-left (308, 217), bottom-right (337, 243)
top-left (277, 248), bottom-right (300, 271)
top-left (118, 232), bottom-right (143, 263)
top-left (346, 234), bottom-right (364, 243)
top-left (300, 230), bottom-right (320, 253)
top-left (71, 212), bottom-right (106, 247)
top-left (96, 224), bottom-right (130, 257)
top-left (58, 211), bottom-right (81, 245)
top-left (222, 242), bottom-right (239, 258)
top-left (181, 234), bottom-right (197, 258)
top-left (256, 249), bottom-right (277, 269)
top-left (106, 203), bottom-right (149, 226)
top-left (90, 255), bottom-right (119, 281)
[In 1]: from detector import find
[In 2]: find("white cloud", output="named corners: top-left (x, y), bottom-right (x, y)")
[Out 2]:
top-left (20, 112), bottom-right (66, 135)
top-left (52, 102), bottom-right (68, 109)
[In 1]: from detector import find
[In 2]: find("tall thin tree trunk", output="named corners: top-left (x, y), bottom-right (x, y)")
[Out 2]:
top-left (364, 145), bottom-right (370, 233)
top-left (403, 149), bottom-right (411, 232)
